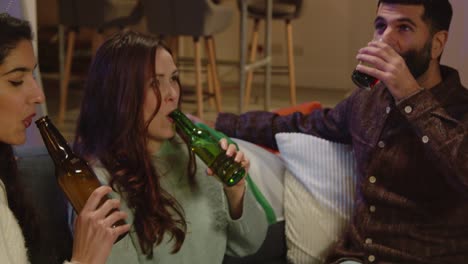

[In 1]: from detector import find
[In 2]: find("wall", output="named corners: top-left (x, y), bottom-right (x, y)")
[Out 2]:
top-left (33, 0), bottom-right (468, 90)
top-left (181, 0), bottom-right (467, 90)
top-left (441, 0), bottom-right (468, 87)
top-left (180, 0), bottom-right (377, 90)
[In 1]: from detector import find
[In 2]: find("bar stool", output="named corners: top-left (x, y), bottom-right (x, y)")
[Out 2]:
top-left (240, 0), bottom-right (304, 109)
top-left (140, 0), bottom-right (234, 120)
top-left (57, 0), bottom-right (142, 124)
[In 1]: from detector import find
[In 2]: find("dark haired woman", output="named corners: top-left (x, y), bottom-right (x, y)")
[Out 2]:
top-left (73, 30), bottom-right (268, 263)
top-left (0, 13), bottom-right (130, 263)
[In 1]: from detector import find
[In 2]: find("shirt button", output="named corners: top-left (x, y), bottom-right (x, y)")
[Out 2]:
top-left (365, 238), bottom-right (373, 244)
top-left (369, 205), bottom-right (376, 213)
top-left (422, 136), bottom-right (429, 144)
top-left (386, 106), bottom-right (391, 114)
top-left (368, 255), bottom-right (376, 262)
top-left (378, 141), bottom-right (385, 148)
top-left (369, 176), bottom-right (377, 184)
top-left (404, 105), bottom-right (413, 114)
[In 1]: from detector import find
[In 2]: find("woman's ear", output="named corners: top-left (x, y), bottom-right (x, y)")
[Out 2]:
top-left (431, 30), bottom-right (449, 60)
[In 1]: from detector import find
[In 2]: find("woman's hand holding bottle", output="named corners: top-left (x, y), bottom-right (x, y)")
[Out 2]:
top-left (70, 186), bottom-right (131, 264)
top-left (207, 138), bottom-right (249, 219)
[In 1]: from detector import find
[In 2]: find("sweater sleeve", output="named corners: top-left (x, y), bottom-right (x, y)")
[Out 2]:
top-left (89, 165), bottom-right (141, 264)
top-left (215, 95), bottom-right (356, 150)
top-left (224, 184), bottom-right (268, 257)
top-left (397, 88), bottom-right (468, 195)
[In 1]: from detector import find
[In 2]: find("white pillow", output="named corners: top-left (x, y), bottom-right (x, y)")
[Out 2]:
top-left (232, 138), bottom-right (285, 221)
top-left (276, 132), bottom-right (357, 263)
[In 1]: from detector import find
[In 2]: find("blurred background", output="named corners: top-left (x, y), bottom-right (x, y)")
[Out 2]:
top-left (3, 0), bottom-right (467, 145)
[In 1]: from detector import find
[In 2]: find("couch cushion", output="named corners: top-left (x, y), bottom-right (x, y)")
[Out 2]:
top-left (232, 138), bottom-right (285, 222)
top-left (223, 221), bottom-right (286, 264)
top-left (273, 101), bottom-right (322, 117)
top-left (223, 138), bottom-right (288, 264)
top-left (195, 123), bottom-right (280, 224)
top-left (276, 133), bottom-right (357, 263)
top-left (14, 146), bottom-right (73, 264)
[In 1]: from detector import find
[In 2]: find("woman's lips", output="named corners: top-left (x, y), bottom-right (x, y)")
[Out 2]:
top-left (23, 114), bottom-right (36, 128)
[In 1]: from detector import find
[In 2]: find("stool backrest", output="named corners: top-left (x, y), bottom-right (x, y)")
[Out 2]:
top-left (58, 0), bottom-right (106, 27)
top-left (141, 0), bottom-right (233, 36)
top-left (238, 0), bottom-right (304, 19)
top-left (58, 0), bottom-right (141, 29)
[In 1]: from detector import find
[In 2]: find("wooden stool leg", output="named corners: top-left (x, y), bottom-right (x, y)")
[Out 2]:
top-left (286, 20), bottom-right (297, 106)
top-left (169, 36), bottom-right (179, 64)
top-left (204, 40), bottom-right (216, 109)
top-left (244, 19), bottom-right (260, 109)
top-left (58, 30), bottom-right (76, 124)
top-left (194, 37), bottom-right (204, 119)
top-left (205, 36), bottom-right (222, 113)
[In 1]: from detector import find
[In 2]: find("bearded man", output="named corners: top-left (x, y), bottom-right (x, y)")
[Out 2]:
top-left (215, 0), bottom-right (468, 263)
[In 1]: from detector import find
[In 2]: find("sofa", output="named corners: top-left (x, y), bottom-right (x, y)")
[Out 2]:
top-left (225, 133), bottom-right (357, 264)
top-left (15, 143), bottom-right (289, 264)
top-left (14, 102), bottom-right (357, 264)
top-left (15, 146), bottom-right (73, 264)
top-left (14, 144), bottom-right (288, 264)
top-left (221, 101), bottom-right (358, 264)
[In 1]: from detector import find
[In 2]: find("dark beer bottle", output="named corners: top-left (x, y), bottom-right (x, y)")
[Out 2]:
top-left (35, 116), bottom-right (127, 242)
top-left (168, 109), bottom-right (245, 186)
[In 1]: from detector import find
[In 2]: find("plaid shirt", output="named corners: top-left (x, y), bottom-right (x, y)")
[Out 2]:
top-left (215, 66), bottom-right (468, 264)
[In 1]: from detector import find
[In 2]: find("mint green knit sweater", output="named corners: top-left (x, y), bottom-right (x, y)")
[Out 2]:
top-left (92, 136), bottom-right (268, 263)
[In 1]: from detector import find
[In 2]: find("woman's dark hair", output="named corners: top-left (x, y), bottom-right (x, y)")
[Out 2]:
top-left (378, 0), bottom-right (453, 34)
top-left (0, 13), bottom-right (33, 64)
top-left (73, 30), bottom-right (195, 256)
top-left (0, 13), bottom-right (38, 258)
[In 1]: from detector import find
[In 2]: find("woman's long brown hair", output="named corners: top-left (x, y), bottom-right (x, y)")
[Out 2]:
top-left (73, 31), bottom-right (196, 256)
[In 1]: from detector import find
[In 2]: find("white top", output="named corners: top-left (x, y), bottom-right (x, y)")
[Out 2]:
top-left (0, 179), bottom-right (29, 264)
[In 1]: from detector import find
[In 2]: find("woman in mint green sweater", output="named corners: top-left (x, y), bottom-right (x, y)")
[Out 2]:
top-left (73, 30), bottom-right (268, 263)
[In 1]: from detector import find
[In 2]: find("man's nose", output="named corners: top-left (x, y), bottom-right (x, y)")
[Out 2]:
top-left (380, 28), bottom-right (399, 52)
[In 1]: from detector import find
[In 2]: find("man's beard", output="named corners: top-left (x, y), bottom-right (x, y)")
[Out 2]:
top-left (401, 39), bottom-right (432, 79)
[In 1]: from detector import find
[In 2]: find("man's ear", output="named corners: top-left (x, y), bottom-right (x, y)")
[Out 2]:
top-left (431, 30), bottom-right (449, 59)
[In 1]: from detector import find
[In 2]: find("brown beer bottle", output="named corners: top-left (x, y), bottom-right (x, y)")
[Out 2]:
top-left (35, 116), bottom-right (127, 242)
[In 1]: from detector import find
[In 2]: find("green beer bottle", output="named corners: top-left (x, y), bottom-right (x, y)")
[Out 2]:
top-left (168, 109), bottom-right (245, 186)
